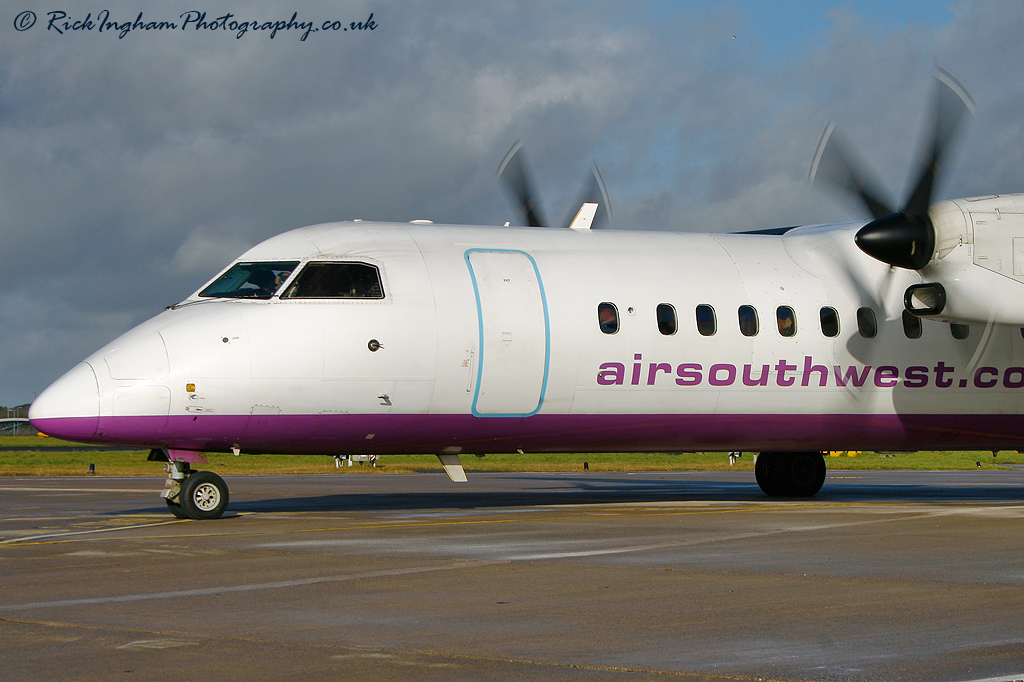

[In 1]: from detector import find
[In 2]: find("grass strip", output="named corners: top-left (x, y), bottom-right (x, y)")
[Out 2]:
top-left (2, 437), bottom-right (1022, 476)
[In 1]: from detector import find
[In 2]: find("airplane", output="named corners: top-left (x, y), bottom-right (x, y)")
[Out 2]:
top-left (0, 418), bottom-right (31, 435)
top-left (29, 68), bottom-right (1024, 520)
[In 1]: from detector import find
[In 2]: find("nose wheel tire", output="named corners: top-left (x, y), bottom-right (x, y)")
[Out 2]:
top-left (166, 499), bottom-right (190, 519)
top-left (755, 452), bottom-right (826, 497)
top-left (178, 471), bottom-right (229, 520)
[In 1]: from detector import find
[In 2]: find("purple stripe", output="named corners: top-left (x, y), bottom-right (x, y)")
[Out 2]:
top-left (31, 412), bottom-right (1024, 454)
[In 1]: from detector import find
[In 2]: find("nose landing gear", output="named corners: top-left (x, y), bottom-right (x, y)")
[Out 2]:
top-left (162, 461), bottom-right (229, 519)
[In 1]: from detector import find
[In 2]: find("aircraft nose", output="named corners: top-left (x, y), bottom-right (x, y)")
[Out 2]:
top-left (29, 362), bottom-right (101, 441)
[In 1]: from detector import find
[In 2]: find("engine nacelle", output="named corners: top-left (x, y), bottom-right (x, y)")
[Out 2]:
top-left (912, 194), bottom-right (1024, 326)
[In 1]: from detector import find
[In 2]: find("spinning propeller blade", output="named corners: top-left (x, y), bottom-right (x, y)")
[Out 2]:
top-left (498, 141), bottom-right (613, 229)
top-left (811, 67), bottom-right (974, 270)
top-left (497, 141), bottom-right (547, 228)
top-left (809, 122), bottom-right (895, 220)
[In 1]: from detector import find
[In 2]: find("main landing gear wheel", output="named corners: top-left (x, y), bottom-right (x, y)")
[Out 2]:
top-left (179, 471), bottom-right (229, 520)
top-left (755, 452), bottom-right (826, 497)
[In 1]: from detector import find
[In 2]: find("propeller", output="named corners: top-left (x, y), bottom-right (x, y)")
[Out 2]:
top-left (497, 141), bottom-right (547, 228)
top-left (809, 122), bottom-right (895, 220)
top-left (810, 66), bottom-right (975, 270)
top-left (497, 140), bottom-right (612, 228)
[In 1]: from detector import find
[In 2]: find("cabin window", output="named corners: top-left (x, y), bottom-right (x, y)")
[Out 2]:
top-left (902, 310), bottom-right (922, 339)
top-left (776, 306), bottom-right (796, 337)
top-left (696, 304), bottom-right (717, 336)
top-left (738, 305), bottom-right (759, 337)
top-left (857, 307), bottom-right (877, 338)
top-left (819, 307), bottom-right (840, 338)
top-left (282, 262), bottom-right (384, 299)
top-left (656, 304), bottom-right (677, 335)
top-left (199, 261), bottom-right (299, 299)
top-left (950, 323), bottom-right (969, 340)
top-left (598, 302), bottom-right (619, 334)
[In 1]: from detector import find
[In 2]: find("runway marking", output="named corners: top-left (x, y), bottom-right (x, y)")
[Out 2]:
top-left (0, 561), bottom-right (503, 612)
top-left (0, 519), bottom-right (189, 545)
top-left (3, 500), bottom-right (1007, 549)
top-left (0, 616), bottom-right (782, 680)
top-left (2, 500), bottom-right (969, 610)
top-left (117, 639), bottom-right (197, 650)
top-left (492, 508), bottom-right (967, 561)
top-left (0, 504), bottom-right (803, 546)
top-left (0, 500), bottom-right (970, 547)
top-left (0, 487), bottom-right (157, 493)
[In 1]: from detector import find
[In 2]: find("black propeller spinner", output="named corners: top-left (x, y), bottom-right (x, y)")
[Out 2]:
top-left (810, 67), bottom-right (975, 270)
top-left (497, 140), bottom-right (612, 229)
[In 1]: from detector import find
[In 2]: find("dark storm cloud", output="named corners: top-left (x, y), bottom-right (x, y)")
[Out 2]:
top-left (2, 0), bottom-right (1024, 403)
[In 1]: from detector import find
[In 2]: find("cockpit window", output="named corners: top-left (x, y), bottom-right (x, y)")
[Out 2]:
top-left (199, 261), bottom-right (298, 299)
top-left (282, 262), bottom-right (384, 299)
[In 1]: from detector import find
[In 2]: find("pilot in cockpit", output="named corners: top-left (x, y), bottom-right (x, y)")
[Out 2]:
top-left (246, 269), bottom-right (278, 296)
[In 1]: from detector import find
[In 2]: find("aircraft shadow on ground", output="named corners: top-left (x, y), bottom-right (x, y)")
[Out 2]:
top-left (124, 473), bottom-right (1024, 515)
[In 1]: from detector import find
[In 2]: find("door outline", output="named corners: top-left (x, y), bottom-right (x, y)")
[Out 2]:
top-left (464, 249), bottom-right (551, 417)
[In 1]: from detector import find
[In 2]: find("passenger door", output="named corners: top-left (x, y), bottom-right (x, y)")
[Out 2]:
top-left (465, 249), bottom-right (549, 416)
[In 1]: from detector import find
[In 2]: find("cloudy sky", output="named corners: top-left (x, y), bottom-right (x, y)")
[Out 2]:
top-left (2, 0), bottom-right (1023, 405)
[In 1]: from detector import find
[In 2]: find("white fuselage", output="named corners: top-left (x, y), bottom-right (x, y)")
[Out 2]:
top-left (29, 210), bottom-right (1024, 456)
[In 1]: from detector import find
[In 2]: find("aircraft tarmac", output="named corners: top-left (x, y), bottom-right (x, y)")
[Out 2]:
top-left (2, 469), bottom-right (1024, 681)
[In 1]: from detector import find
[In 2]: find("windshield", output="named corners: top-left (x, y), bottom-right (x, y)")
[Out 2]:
top-left (198, 261), bottom-right (299, 299)
top-left (282, 262), bottom-right (384, 299)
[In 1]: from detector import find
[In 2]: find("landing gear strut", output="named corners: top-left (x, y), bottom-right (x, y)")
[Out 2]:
top-left (162, 462), bottom-right (229, 519)
top-left (755, 452), bottom-right (826, 497)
